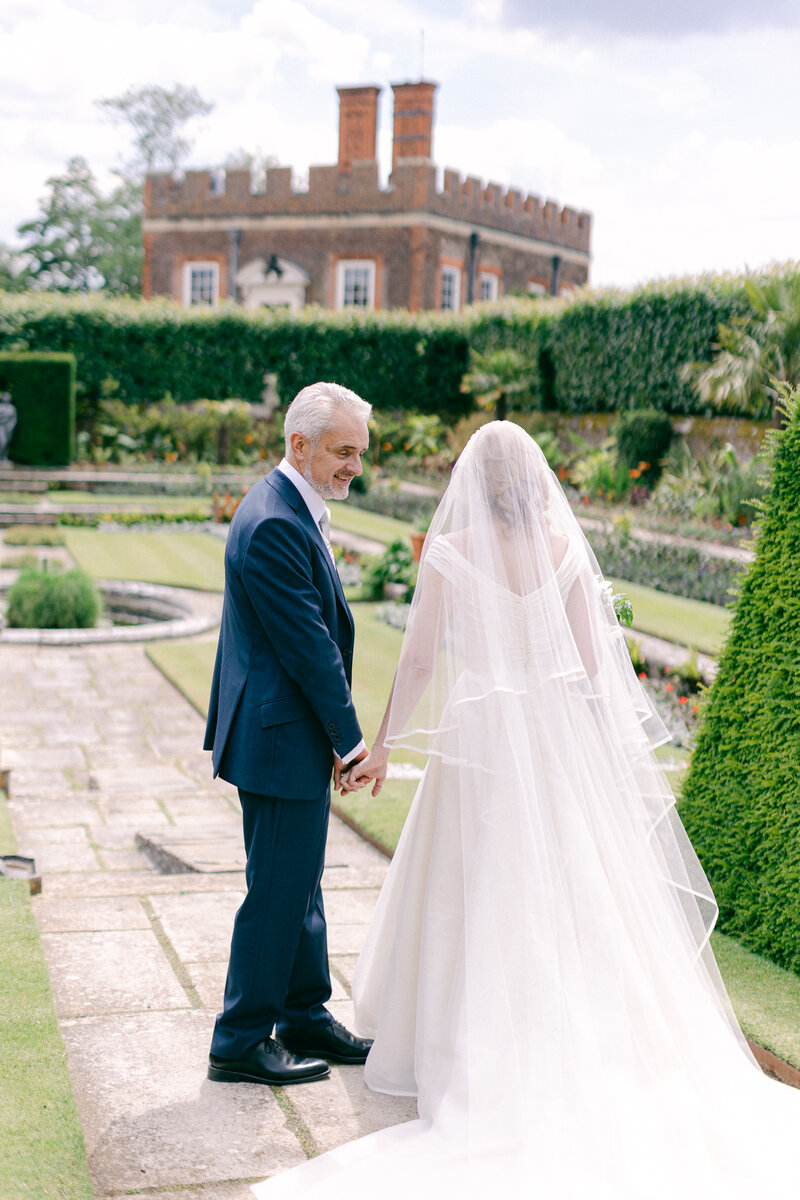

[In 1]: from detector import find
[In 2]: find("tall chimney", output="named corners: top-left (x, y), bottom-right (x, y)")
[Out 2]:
top-left (337, 85), bottom-right (381, 172)
top-left (391, 80), bottom-right (437, 172)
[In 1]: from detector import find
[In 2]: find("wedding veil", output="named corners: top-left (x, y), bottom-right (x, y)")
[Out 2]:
top-left (378, 421), bottom-right (746, 1073)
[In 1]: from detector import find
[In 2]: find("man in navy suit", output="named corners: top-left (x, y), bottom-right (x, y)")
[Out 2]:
top-left (205, 382), bottom-right (373, 1086)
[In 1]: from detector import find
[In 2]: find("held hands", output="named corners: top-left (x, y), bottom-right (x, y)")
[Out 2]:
top-left (339, 747), bottom-right (388, 798)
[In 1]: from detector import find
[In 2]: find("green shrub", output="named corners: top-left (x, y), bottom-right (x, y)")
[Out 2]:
top-left (614, 407), bottom-right (674, 485)
top-left (82, 397), bottom-right (272, 465)
top-left (6, 564), bottom-right (101, 628)
top-left (679, 387), bottom-right (800, 971)
top-left (651, 442), bottom-right (768, 526)
top-left (0, 352), bottom-right (76, 465)
top-left (361, 539), bottom-right (417, 600)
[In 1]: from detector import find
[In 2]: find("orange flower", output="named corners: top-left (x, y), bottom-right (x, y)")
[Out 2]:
top-left (638, 671), bottom-right (647, 680)
top-left (629, 468), bottom-right (641, 479)
top-left (678, 696), bottom-right (688, 706)
top-left (691, 705), bottom-right (699, 716)
top-left (665, 683), bottom-right (674, 692)
top-left (382, 441), bottom-right (393, 451)
top-left (245, 433), bottom-right (253, 444)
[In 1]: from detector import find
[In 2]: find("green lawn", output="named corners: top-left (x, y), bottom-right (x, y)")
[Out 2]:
top-left (0, 796), bottom-right (94, 1200)
top-left (65, 528), bottom-right (225, 591)
top-left (330, 502), bottom-right (416, 545)
top-left (47, 491), bottom-right (214, 511)
top-left (610, 578), bottom-right (732, 656)
top-left (712, 932), bottom-right (800, 1069)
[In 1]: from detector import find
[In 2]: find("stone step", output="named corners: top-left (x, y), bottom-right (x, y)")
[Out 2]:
top-left (0, 510), bottom-right (58, 527)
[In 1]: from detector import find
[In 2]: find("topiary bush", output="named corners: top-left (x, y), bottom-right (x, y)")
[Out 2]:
top-left (0, 351), bottom-right (76, 465)
top-left (679, 387), bottom-right (800, 971)
top-left (614, 407), bottom-right (674, 486)
top-left (5, 564), bottom-right (101, 629)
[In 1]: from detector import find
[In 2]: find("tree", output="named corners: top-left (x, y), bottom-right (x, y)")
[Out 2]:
top-left (460, 347), bottom-right (538, 421)
top-left (688, 272), bottom-right (800, 424)
top-left (0, 244), bottom-right (32, 292)
top-left (16, 156), bottom-right (142, 294)
top-left (95, 83), bottom-right (214, 179)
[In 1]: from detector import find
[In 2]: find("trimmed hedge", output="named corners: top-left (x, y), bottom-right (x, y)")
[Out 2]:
top-left (0, 295), bottom-right (471, 427)
top-left (0, 272), bottom-right (784, 430)
top-left (679, 389), bottom-right (800, 972)
top-left (0, 352), bottom-right (76, 465)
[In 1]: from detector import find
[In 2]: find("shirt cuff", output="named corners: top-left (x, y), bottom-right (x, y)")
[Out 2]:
top-left (340, 740), bottom-right (366, 767)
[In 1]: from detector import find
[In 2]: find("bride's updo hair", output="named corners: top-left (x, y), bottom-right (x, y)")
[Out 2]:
top-left (468, 421), bottom-right (550, 530)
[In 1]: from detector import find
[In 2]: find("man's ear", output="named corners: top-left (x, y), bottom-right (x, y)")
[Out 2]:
top-left (288, 432), bottom-right (307, 465)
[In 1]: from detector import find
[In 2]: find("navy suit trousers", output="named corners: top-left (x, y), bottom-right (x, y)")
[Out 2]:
top-left (210, 787), bottom-right (334, 1058)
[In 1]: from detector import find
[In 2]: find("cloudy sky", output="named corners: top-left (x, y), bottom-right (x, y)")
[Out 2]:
top-left (3, 0), bottom-right (800, 287)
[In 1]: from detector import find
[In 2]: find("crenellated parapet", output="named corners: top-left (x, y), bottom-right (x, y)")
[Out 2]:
top-left (145, 160), bottom-right (591, 253)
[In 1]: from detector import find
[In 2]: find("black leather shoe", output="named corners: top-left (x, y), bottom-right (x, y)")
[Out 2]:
top-left (207, 1037), bottom-right (330, 1085)
top-left (279, 1019), bottom-right (374, 1064)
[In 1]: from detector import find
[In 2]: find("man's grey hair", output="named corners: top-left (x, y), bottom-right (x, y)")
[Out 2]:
top-left (284, 382), bottom-right (372, 453)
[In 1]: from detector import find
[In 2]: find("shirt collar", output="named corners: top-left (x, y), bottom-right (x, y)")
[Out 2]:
top-left (278, 458), bottom-right (328, 526)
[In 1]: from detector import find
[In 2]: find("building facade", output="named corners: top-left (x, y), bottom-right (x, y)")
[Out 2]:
top-left (142, 82), bottom-right (592, 313)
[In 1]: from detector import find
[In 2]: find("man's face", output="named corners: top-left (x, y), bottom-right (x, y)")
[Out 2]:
top-left (295, 414), bottom-right (369, 500)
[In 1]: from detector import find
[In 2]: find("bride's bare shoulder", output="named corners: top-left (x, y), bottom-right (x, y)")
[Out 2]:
top-left (549, 530), bottom-right (569, 569)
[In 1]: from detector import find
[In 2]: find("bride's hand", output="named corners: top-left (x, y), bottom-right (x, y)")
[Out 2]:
top-left (341, 748), bottom-right (388, 797)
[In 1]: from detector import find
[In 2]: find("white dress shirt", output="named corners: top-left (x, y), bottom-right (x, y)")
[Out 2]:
top-left (276, 458), bottom-right (365, 767)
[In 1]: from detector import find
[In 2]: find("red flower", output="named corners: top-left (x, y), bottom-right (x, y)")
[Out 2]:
top-left (638, 671), bottom-right (647, 680)
top-left (691, 705), bottom-right (699, 717)
top-left (665, 683), bottom-right (674, 692)
top-left (678, 696), bottom-right (688, 706)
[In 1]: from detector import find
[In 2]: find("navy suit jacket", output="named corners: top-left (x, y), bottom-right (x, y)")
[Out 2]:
top-left (204, 468), bottom-right (362, 798)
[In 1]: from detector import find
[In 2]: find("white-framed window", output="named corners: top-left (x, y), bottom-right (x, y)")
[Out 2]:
top-left (527, 280), bottom-right (547, 297)
top-left (182, 261), bottom-right (219, 307)
top-left (440, 264), bottom-right (462, 312)
top-left (478, 270), bottom-right (499, 302)
top-left (335, 259), bottom-right (376, 310)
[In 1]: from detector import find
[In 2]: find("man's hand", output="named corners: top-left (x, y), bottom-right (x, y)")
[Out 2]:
top-left (334, 750), bottom-right (368, 793)
top-left (340, 748), bottom-right (388, 798)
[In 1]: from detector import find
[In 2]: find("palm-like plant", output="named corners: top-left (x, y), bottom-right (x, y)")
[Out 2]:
top-left (688, 272), bottom-right (800, 423)
top-left (460, 348), bottom-right (537, 422)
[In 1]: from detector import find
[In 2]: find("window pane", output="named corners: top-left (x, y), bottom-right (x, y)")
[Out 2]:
top-left (441, 267), bottom-right (457, 311)
top-left (190, 268), bottom-right (216, 305)
top-left (343, 266), bottom-right (371, 307)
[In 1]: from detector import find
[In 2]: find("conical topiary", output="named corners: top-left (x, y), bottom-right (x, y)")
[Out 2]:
top-left (680, 388), bottom-right (800, 971)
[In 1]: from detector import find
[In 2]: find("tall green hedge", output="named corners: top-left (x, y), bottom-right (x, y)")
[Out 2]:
top-left (679, 390), bottom-right (800, 971)
top-left (0, 352), bottom-right (76, 465)
top-left (0, 273), bottom-right (778, 428)
top-left (0, 295), bottom-right (471, 426)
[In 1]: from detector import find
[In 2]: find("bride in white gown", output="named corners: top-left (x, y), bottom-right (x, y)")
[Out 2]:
top-left (253, 421), bottom-right (800, 1199)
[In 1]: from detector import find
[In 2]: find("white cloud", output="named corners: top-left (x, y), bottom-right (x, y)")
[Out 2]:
top-left (1, 0), bottom-right (800, 291)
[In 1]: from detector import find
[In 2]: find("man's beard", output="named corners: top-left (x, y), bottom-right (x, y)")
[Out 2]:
top-left (301, 462), bottom-right (351, 500)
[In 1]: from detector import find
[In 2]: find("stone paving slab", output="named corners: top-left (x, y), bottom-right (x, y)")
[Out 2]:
top-left (33, 895), bottom-right (151, 933)
top-left (2, 637), bottom-right (412, 1199)
top-left (149, 891), bottom-right (244, 962)
top-left (41, 929), bottom-right (191, 1017)
top-left (60, 1010), bottom-right (306, 1193)
top-left (288, 1067), bottom-right (418, 1155)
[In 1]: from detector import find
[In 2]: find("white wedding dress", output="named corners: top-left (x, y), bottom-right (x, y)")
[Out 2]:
top-left (253, 424), bottom-right (800, 1199)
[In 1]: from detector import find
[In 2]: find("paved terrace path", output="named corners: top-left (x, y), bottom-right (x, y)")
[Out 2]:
top-left (1, 639), bottom-right (417, 1200)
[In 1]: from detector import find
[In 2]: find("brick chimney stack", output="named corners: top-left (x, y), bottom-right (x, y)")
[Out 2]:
top-left (337, 85), bottom-right (381, 172)
top-left (391, 80), bottom-right (437, 172)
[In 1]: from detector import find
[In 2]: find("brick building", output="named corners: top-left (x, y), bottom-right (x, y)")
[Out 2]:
top-left (142, 81), bottom-right (592, 313)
